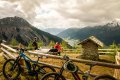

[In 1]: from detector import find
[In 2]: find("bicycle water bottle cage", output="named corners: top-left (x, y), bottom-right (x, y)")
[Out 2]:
top-left (64, 61), bottom-right (78, 73)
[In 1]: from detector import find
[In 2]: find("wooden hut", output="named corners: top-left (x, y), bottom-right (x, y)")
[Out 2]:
top-left (78, 36), bottom-right (104, 60)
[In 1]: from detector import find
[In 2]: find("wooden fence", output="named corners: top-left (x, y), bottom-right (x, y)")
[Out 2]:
top-left (1, 43), bottom-right (120, 79)
top-left (1, 43), bottom-right (17, 60)
top-left (8, 45), bottom-right (120, 54)
top-left (114, 52), bottom-right (120, 79)
top-left (62, 48), bottom-right (120, 54)
top-left (0, 43), bottom-right (60, 68)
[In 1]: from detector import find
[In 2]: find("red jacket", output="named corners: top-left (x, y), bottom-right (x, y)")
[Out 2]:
top-left (54, 44), bottom-right (61, 52)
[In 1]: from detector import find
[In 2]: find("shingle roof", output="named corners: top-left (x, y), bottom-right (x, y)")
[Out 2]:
top-left (78, 36), bottom-right (104, 47)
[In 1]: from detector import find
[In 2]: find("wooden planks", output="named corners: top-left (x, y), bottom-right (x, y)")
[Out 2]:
top-left (0, 43), bottom-right (17, 60)
top-left (1, 47), bottom-right (16, 59)
top-left (1, 43), bottom-right (17, 53)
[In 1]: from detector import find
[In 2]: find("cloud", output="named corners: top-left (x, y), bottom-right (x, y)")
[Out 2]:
top-left (56, 0), bottom-right (120, 26)
top-left (0, 0), bottom-right (120, 28)
top-left (0, 0), bottom-right (41, 22)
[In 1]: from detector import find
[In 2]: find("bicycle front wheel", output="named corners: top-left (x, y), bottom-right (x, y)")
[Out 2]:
top-left (94, 74), bottom-right (117, 80)
top-left (3, 59), bottom-right (21, 80)
top-left (41, 72), bottom-right (66, 80)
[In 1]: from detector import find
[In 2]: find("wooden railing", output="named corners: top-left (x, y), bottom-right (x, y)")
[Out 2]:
top-left (4, 45), bottom-right (119, 55)
top-left (0, 43), bottom-right (17, 60)
top-left (0, 43), bottom-right (61, 69)
top-left (62, 49), bottom-right (81, 54)
top-left (114, 52), bottom-right (120, 79)
top-left (62, 48), bottom-right (119, 54)
top-left (28, 51), bottom-right (120, 69)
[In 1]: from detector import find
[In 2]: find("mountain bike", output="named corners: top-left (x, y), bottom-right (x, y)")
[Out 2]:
top-left (3, 49), bottom-right (56, 80)
top-left (41, 55), bottom-right (117, 80)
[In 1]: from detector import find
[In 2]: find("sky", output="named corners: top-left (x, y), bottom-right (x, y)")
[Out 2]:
top-left (0, 0), bottom-right (120, 29)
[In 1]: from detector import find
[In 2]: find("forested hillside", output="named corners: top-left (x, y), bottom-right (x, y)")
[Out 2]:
top-left (58, 20), bottom-right (120, 45)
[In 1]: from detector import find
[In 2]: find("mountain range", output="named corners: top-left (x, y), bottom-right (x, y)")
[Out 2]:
top-left (58, 20), bottom-right (120, 45)
top-left (0, 16), bottom-right (63, 46)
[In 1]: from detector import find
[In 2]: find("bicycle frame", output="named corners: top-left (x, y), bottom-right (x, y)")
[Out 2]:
top-left (72, 64), bottom-right (94, 80)
top-left (64, 60), bottom-right (81, 80)
top-left (72, 64), bottom-right (96, 80)
top-left (56, 59), bottom-right (81, 80)
top-left (11, 50), bottom-right (40, 74)
top-left (59, 56), bottom-right (94, 80)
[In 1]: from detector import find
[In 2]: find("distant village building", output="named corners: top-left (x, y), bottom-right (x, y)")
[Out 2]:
top-left (78, 36), bottom-right (104, 60)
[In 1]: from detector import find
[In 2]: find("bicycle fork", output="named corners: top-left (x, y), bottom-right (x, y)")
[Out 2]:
top-left (10, 57), bottom-right (20, 71)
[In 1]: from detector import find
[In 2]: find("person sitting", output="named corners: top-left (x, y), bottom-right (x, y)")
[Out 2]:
top-left (49, 47), bottom-right (58, 52)
top-left (54, 42), bottom-right (61, 56)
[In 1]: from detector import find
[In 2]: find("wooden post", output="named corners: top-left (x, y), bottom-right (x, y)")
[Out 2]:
top-left (114, 52), bottom-right (120, 79)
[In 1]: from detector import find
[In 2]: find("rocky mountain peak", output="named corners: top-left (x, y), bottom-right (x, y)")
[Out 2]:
top-left (0, 16), bottom-right (31, 28)
top-left (106, 19), bottom-right (120, 27)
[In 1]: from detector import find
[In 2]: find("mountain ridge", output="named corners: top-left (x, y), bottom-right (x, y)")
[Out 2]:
top-left (0, 16), bottom-right (63, 46)
top-left (58, 21), bottom-right (120, 45)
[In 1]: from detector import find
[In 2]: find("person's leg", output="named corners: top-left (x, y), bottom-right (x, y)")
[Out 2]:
top-left (35, 46), bottom-right (39, 50)
top-left (34, 46), bottom-right (36, 50)
top-left (58, 52), bottom-right (61, 56)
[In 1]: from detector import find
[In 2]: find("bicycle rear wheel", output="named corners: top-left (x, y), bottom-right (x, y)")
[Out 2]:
top-left (94, 74), bottom-right (117, 80)
top-left (3, 59), bottom-right (21, 80)
top-left (41, 72), bottom-right (66, 80)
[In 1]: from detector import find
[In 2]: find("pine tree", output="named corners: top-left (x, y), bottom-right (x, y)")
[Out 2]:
top-left (48, 41), bottom-right (55, 47)
top-left (10, 38), bottom-right (18, 46)
top-left (38, 41), bottom-right (43, 47)
top-left (109, 42), bottom-right (117, 49)
top-left (28, 41), bottom-right (33, 49)
top-left (61, 41), bottom-right (68, 49)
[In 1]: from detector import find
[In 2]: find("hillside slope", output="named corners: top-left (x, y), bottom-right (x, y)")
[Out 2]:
top-left (0, 16), bottom-right (63, 45)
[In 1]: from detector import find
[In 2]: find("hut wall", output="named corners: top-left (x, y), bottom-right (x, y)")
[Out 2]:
top-left (81, 41), bottom-right (99, 60)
